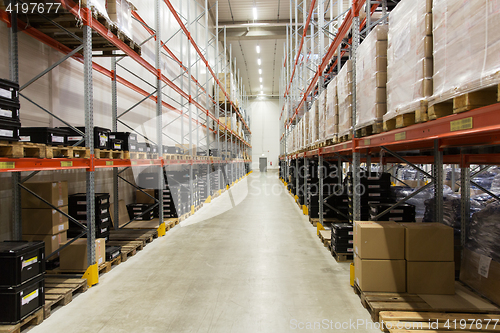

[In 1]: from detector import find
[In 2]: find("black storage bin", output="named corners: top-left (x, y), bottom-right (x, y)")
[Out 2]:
top-left (137, 172), bottom-right (162, 189)
top-left (0, 241), bottom-right (45, 287)
top-left (109, 132), bottom-right (137, 151)
top-left (69, 193), bottom-right (110, 209)
top-left (0, 119), bottom-right (20, 141)
top-left (136, 143), bottom-right (150, 154)
top-left (369, 203), bottom-right (416, 222)
top-left (0, 78), bottom-right (19, 103)
top-left (127, 203), bottom-right (155, 221)
top-left (105, 246), bottom-right (121, 261)
top-left (110, 139), bottom-right (123, 151)
top-left (163, 146), bottom-right (181, 154)
top-left (0, 98), bottom-right (20, 121)
top-left (331, 223), bottom-right (353, 238)
top-left (19, 127), bottom-right (68, 145)
top-left (61, 126), bottom-right (110, 149)
top-left (0, 274), bottom-right (44, 324)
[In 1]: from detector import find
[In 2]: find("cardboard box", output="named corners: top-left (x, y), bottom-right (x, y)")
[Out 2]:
top-left (354, 221), bottom-right (405, 259)
top-left (401, 223), bottom-right (454, 261)
top-left (355, 255), bottom-right (406, 292)
top-left (136, 189), bottom-right (156, 204)
top-left (22, 206), bottom-right (69, 235)
top-left (23, 232), bottom-right (67, 257)
top-left (21, 181), bottom-right (68, 209)
top-left (59, 238), bottom-right (106, 271)
top-left (407, 261), bottom-right (455, 294)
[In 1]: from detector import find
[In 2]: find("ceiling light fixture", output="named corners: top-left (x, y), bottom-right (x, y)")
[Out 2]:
top-left (260, 85), bottom-right (263, 89)
top-left (256, 45), bottom-right (261, 53)
top-left (253, 7), bottom-right (258, 20)
top-left (257, 58), bottom-right (261, 65)
top-left (259, 77), bottom-right (262, 83)
top-left (259, 69), bottom-right (262, 74)
top-left (261, 90), bottom-right (264, 95)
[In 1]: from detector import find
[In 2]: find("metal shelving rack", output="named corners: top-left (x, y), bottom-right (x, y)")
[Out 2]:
top-left (1, 0), bottom-right (252, 286)
top-left (279, 0), bottom-right (500, 262)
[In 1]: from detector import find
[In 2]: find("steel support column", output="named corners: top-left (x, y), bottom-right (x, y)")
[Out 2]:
top-left (433, 140), bottom-right (443, 223)
top-left (460, 166), bottom-right (470, 258)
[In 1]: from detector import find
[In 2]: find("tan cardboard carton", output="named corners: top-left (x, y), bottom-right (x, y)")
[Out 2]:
top-left (355, 255), bottom-right (406, 292)
top-left (136, 189), bottom-right (156, 204)
top-left (460, 249), bottom-right (500, 306)
top-left (354, 221), bottom-right (405, 259)
top-left (407, 261), bottom-right (455, 294)
top-left (21, 181), bottom-right (68, 209)
top-left (23, 232), bottom-right (67, 257)
top-left (401, 222), bottom-right (454, 261)
top-left (22, 206), bottom-right (69, 235)
top-left (60, 238), bottom-right (106, 271)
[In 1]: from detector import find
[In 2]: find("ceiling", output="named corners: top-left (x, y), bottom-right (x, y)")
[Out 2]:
top-left (207, 0), bottom-right (352, 98)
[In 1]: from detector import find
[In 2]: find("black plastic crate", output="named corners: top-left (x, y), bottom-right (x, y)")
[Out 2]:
top-left (61, 126), bottom-right (110, 149)
top-left (163, 146), bottom-right (182, 154)
top-left (0, 241), bottom-right (45, 288)
top-left (105, 246), bottom-right (121, 261)
top-left (0, 98), bottom-right (20, 121)
top-left (109, 132), bottom-right (137, 151)
top-left (136, 143), bottom-right (150, 154)
top-left (137, 172), bottom-right (162, 189)
top-left (0, 78), bottom-right (19, 103)
top-left (0, 119), bottom-right (20, 141)
top-left (69, 193), bottom-right (110, 209)
top-left (127, 203), bottom-right (155, 221)
top-left (331, 223), bottom-right (353, 238)
top-left (110, 139), bottom-right (123, 151)
top-left (19, 127), bottom-right (68, 145)
top-left (0, 274), bottom-right (44, 324)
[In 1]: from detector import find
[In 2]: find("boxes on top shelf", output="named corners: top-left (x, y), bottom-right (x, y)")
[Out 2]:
top-left (337, 60), bottom-right (353, 137)
top-left (109, 132), bottom-right (138, 151)
top-left (0, 119), bottom-right (21, 141)
top-left (19, 127), bottom-right (69, 145)
top-left (61, 126), bottom-right (111, 149)
top-left (401, 222), bottom-right (454, 261)
top-left (0, 78), bottom-right (20, 122)
top-left (107, 0), bottom-right (136, 39)
top-left (21, 181), bottom-right (68, 209)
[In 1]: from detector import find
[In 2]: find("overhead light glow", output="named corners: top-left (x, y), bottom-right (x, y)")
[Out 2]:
top-left (256, 45), bottom-right (261, 53)
top-left (259, 77), bottom-right (262, 82)
top-left (261, 90), bottom-right (264, 95)
top-left (258, 69), bottom-right (262, 74)
top-left (253, 7), bottom-right (258, 20)
top-left (257, 58), bottom-right (261, 65)
top-left (260, 85), bottom-right (263, 89)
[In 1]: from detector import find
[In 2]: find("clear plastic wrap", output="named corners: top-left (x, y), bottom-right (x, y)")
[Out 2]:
top-left (107, 0), bottom-right (134, 38)
top-left (337, 60), bottom-right (353, 137)
top-left (393, 185), bottom-right (434, 221)
top-left (309, 100), bottom-right (318, 145)
top-left (326, 77), bottom-right (338, 140)
top-left (432, 0), bottom-right (500, 104)
top-left (355, 25), bottom-right (388, 129)
top-left (82, 0), bottom-right (110, 20)
top-left (468, 201), bottom-right (500, 263)
top-left (318, 90), bottom-right (326, 141)
top-left (303, 111), bottom-right (310, 147)
top-left (385, 0), bottom-right (431, 121)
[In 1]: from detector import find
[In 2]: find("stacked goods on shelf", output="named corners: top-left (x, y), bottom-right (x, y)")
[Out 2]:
top-left (431, 1), bottom-right (500, 114)
top-left (369, 202), bottom-right (416, 222)
top-left (318, 90), bottom-right (326, 142)
top-left (384, 0), bottom-right (432, 127)
top-left (346, 172), bottom-right (393, 221)
top-left (354, 221), bottom-right (406, 292)
top-left (330, 222), bottom-right (354, 257)
top-left (127, 203), bottom-right (154, 221)
top-left (325, 77), bottom-right (338, 142)
top-left (402, 223), bottom-right (455, 294)
top-left (106, 0), bottom-right (135, 38)
top-left (337, 60), bottom-right (353, 138)
top-left (68, 193), bottom-right (112, 242)
top-left (355, 24), bottom-right (388, 133)
top-left (110, 132), bottom-right (137, 151)
top-left (0, 78), bottom-right (21, 141)
top-left (176, 143), bottom-right (197, 156)
top-left (198, 167), bottom-right (209, 201)
top-left (105, 246), bottom-right (121, 261)
top-left (62, 126), bottom-right (111, 149)
top-left (303, 111), bottom-right (310, 148)
top-left (308, 100), bottom-right (319, 147)
top-left (19, 127), bottom-right (68, 145)
top-left (59, 238), bottom-right (106, 271)
top-left (216, 73), bottom-right (236, 103)
top-left (0, 241), bottom-right (45, 324)
top-left (21, 181), bottom-right (69, 258)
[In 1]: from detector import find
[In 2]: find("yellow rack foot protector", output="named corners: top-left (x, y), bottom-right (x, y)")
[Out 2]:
top-left (316, 222), bottom-right (325, 236)
top-left (350, 263), bottom-right (355, 287)
top-left (303, 205), bottom-right (309, 216)
top-left (205, 195), bottom-right (212, 203)
top-left (157, 222), bottom-right (166, 237)
top-left (83, 264), bottom-right (99, 287)
top-left (191, 205), bottom-right (195, 215)
top-left (218, 189), bottom-right (222, 195)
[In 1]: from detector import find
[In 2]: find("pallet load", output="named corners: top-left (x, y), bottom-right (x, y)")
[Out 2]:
top-left (309, 99), bottom-right (319, 147)
top-left (21, 181), bottom-right (69, 261)
top-left (303, 111), bottom-right (310, 148)
top-left (384, 0), bottom-right (432, 130)
top-left (109, 132), bottom-right (138, 152)
top-left (0, 78), bottom-right (21, 141)
top-left (59, 238), bottom-right (106, 271)
top-left (0, 241), bottom-right (45, 324)
top-left (106, 0), bottom-right (135, 39)
top-left (216, 73), bottom-right (236, 103)
top-left (127, 203), bottom-right (155, 221)
top-left (346, 172), bottom-right (393, 221)
top-left (325, 77), bottom-right (338, 143)
top-left (369, 202), bottom-right (416, 222)
top-left (68, 193), bottom-right (112, 242)
top-left (337, 60), bottom-right (353, 140)
top-left (62, 126), bottom-right (111, 149)
top-left (430, 0), bottom-right (500, 117)
top-left (317, 89), bottom-right (326, 143)
top-left (330, 222), bottom-right (354, 261)
top-left (19, 127), bottom-right (69, 146)
top-left (355, 24), bottom-right (388, 135)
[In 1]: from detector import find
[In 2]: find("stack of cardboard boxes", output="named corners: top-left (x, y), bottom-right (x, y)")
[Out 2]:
top-left (21, 181), bottom-right (69, 258)
top-left (354, 221), bottom-right (455, 294)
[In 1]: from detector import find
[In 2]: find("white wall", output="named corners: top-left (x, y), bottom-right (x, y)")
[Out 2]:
top-left (249, 97), bottom-right (280, 171)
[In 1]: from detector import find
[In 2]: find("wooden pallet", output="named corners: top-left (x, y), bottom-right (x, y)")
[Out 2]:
top-left (109, 229), bottom-right (158, 246)
top-left (379, 311), bottom-right (500, 332)
top-left (338, 133), bottom-right (353, 142)
top-left (163, 154), bottom-right (183, 160)
top-left (355, 122), bottom-right (383, 138)
top-left (178, 212), bottom-right (191, 222)
top-left (121, 220), bottom-right (160, 230)
top-left (318, 229), bottom-right (331, 247)
top-left (45, 145), bottom-right (91, 159)
top-left (353, 281), bottom-right (500, 323)
top-left (309, 217), bottom-right (346, 227)
top-left (105, 240), bottom-right (143, 262)
top-left (95, 149), bottom-right (124, 159)
top-left (0, 308), bottom-right (44, 333)
top-left (43, 277), bottom-right (88, 319)
top-left (129, 152), bottom-right (148, 160)
top-left (0, 141), bottom-right (46, 158)
top-left (331, 250), bottom-right (353, 262)
top-left (47, 261), bottom-right (110, 275)
top-left (116, 30), bottom-right (141, 56)
top-left (384, 101), bottom-right (429, 132)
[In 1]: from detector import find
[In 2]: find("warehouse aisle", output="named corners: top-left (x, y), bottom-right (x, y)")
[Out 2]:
top-left (32, 171), bottom-right (377, 333)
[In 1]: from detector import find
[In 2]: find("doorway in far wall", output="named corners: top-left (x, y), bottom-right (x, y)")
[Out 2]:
top-left (259, 157), bottom-right (267, 172)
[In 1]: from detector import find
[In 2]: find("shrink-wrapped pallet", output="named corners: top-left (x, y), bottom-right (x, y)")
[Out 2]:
top-left (431, 0), bottom-right (500, 110)
top-left (216, 73), bottom-right (236, 103)
top-left (318, 90), bottom-right (327, 142)
top-left (337, 60), bottom-right (353, 137)
top-left (355, 25), bottom-right (388, 131)
top-left (107, 0), bottom-right (135, 38)
top-left (303, 112), bottom-right (310, 148)
top-left (309, 100), bottom-right (319, 146)
top-left (326, 77), bottom-right (338, 140)
top-left (384, 0), bottom-right (432, 123)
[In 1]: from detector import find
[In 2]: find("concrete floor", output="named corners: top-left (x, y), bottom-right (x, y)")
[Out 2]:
top-left (31, 171), bottom-right (378, 333)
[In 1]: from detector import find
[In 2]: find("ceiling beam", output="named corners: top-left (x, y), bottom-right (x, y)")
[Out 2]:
top-left (220, 26), bottom-right (288, 41)
top-left (218, 19), bottom-right (298, 28)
